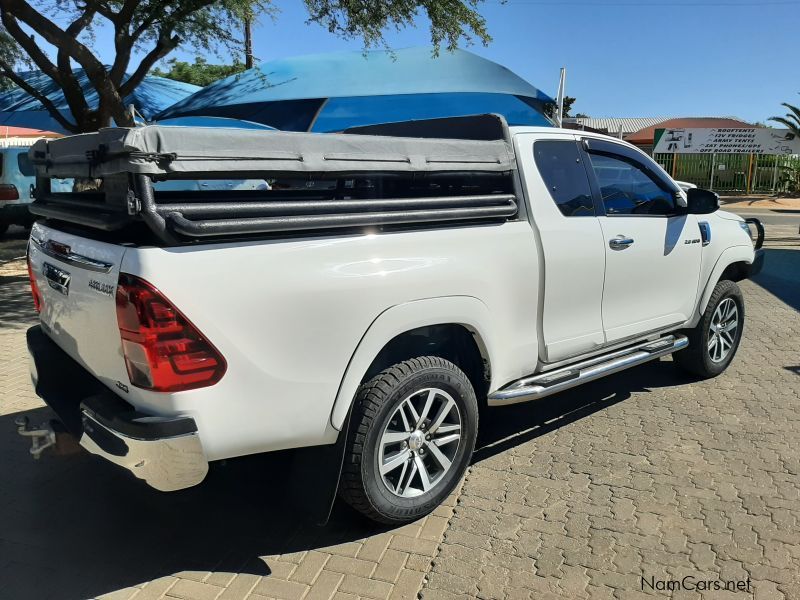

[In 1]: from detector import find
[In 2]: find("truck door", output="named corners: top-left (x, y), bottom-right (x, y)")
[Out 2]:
top-left (581, 137), bottom-right (702, 343)
top-left (516, 133), bottom-right (607, 363)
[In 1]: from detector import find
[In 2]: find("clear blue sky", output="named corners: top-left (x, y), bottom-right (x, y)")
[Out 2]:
top-left (95, 0), bottom-right (800, 123)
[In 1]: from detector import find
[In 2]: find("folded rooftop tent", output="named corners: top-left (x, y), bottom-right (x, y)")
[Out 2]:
top-left (28, 114), bottom-right (520, 244)
top-left (29, 115), bottom-right (515, 179)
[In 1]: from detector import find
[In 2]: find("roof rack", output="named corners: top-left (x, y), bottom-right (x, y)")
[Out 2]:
top-left (29, 114), bottom-right (519, 245)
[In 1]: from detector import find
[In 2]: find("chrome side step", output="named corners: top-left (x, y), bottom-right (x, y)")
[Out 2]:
top-left (488, 334), bottom-right (689, 407)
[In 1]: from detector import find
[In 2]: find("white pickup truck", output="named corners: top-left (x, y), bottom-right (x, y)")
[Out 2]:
top-left (20, 115), bottom-right (763, 524)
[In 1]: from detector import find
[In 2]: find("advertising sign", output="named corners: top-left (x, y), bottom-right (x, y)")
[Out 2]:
top-left (653, 127), bottom-right (800, 155)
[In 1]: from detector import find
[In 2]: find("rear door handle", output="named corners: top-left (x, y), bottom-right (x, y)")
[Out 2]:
top-left (609, 236), bottom-right (634, 250)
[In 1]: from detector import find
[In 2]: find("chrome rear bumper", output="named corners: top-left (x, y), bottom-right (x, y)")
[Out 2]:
top-left (26, 325), bottom-right (208, 491)
top-left (79, 399), bottom-right (208, 492)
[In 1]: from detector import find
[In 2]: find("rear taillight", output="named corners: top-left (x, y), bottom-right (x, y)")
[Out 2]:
top-left (0, 184), bottom-right (19, 201)
top-left (115, 274), bottom-right (226, 392)
top-left (26, 255), bottom-right (42, 313)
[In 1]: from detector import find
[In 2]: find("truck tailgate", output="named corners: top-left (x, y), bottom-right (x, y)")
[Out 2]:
top-left (28, 222), bottom-right (129, 393)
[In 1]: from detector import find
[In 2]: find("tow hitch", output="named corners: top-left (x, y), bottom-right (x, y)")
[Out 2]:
top-left (15, 415), bottom-right (58, 459)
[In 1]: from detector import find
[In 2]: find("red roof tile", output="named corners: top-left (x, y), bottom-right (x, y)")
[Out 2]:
top-left (0, 125), bottom-right (60, 137)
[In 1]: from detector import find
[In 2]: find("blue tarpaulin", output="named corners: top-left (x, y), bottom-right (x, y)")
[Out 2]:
top-left (0, 69), bottom-right (200, 133)
top-left (154, 116), bottom-right (275, 130)
top-left (158, 47), bottom-right (554, 131)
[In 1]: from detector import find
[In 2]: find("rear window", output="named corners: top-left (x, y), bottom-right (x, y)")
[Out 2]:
top-left (533, 140), bottom-right (595, 216)
top-left (17, 151), bottom-right (35, 176)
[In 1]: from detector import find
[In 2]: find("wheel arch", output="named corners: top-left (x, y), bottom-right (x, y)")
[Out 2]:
top-left (329, 296), bottom-right (496, 431)
top-left (695, 245), bottom-right (755, 320)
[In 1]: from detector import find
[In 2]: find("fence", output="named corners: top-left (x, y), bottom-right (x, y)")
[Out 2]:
top-left (653, 153), bottom-right (800, 193)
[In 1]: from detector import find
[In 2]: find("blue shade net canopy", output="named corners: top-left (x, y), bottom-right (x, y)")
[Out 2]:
top-left (0, 69), bottom-right (201, 133)
top-left (154, 116), bottom-right (275, 130)
top-left (157, 47), bottom-right (554, 132)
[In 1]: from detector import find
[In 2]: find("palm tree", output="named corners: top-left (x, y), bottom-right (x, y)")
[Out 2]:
top-left (770, 101), bottom-right (800, 136)
top-left (769, 99), bottom-right (800, 193)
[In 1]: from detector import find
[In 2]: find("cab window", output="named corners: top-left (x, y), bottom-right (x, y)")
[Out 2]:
top-left (17, 151), bottom-right (35, 177)
top-left (588, 153), bottom-right (677, 216)
top-left (534, 140), bottom-right (595, 216)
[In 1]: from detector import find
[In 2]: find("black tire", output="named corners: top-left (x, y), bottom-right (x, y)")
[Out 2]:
top-left (340, 356), bottom-right (478, 524)
top-left (0, 221), bottom-right (8, 237)
top-left (674, 280), bottom-right (744, 378)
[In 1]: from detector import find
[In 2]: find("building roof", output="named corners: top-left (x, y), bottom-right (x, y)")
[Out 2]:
top-left (0, 125), bottom-right (59, 137)
top-left (625, 117), bottom-right (754, 144)
top-left (572, 117), bottom-right (671, 135)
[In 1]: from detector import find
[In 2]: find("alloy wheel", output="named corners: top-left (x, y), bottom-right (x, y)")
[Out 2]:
top-left (377, 387), bottom-right (462, 498)
top-left (708, 297), bottom-right (738, 363)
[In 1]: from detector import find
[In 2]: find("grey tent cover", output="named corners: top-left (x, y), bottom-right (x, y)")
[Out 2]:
top-left (31, 125), bottom-right (516, 179)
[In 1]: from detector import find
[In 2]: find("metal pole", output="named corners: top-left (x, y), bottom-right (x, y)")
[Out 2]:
top-left (555, 67), bottom-right (566, 128)
top-left (709, 153), bottom-right (716, 191)
top-left (746, 153), bottom-right (754, 195)
top-left (771, 155), bottom-right (779, 193)
top-left (244, 17), bottom-right (254, 69)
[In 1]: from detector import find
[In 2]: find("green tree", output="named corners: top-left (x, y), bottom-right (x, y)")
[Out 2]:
top-left (770, 99), bottom-right (800, 194)
top-left (770, 101), bottom-right (800, 137)
top-left (0, 24), bottom-right (24, 90)
top-left (543, 96), bottom-right (577, 120)
top-left (0, 0), bottom-right (490, 133)
top-left (153, 56), bottom-right (246, 87)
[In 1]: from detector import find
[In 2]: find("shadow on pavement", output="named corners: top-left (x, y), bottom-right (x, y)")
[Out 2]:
top-left (0, 225), bottom-right (29, 262)
top-left (750, 247), bottom-right (800, 311)
top-left (0, 408), bottom-right (391, 600)
top-left (474, 358), bottom-right (693, 463)
top-left (0, 275), bottom-right (39, 331)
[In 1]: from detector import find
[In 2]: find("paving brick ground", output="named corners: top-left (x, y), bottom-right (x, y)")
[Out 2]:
top-left (1, 223), bottom-right (799, 600)
top-left (422, 238), bottom-right (800, 600)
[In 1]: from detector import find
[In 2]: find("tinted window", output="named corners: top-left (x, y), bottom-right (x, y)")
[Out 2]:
top-left (588, 153), bottom-right (676, 216)
top-left (17, 151), bottom-right (34, 176)
top-left (534, 141), bottom-right (594, 216)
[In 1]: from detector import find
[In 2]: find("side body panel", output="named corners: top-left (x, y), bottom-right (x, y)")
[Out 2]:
top-left (1, 148), bottom-right (72, 210)
top-left (1, 148), bottom-right (34, 211)
top-left (514, 132), bottom-right (607, 362)
top-left (689, 211), bottom-right (756, 326)
top-left (597, 214), bottom-right (702, 342)
top-left (121, 222), bottom-right (541, 460)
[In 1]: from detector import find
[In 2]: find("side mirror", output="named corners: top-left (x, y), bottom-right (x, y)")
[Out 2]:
top-left (686, 188), bottom-right (719, 214)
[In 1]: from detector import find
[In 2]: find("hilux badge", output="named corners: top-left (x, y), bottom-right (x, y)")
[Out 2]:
top-left (89, 279), bottom-right (115, 297)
